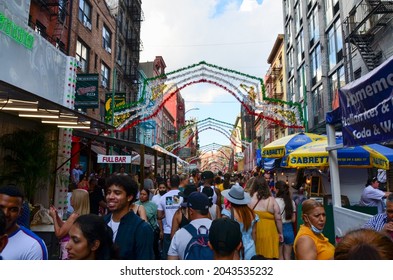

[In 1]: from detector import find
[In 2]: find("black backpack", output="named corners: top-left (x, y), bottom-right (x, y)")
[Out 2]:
top-left (183, 224), bottom-right (213, 260)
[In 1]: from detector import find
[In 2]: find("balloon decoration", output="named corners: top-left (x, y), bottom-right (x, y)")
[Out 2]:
top-left (111, 61), bottom-right (304, 133)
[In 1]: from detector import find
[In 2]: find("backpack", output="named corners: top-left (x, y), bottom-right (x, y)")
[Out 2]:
top-left (183, 224), bottom-right (213, 260)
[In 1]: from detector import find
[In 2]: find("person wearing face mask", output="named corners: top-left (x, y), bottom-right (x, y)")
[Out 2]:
top-left (293, 199), bottom-right (335, 260)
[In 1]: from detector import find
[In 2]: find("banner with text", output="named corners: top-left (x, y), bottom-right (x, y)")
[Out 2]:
top-left (75, 74), bottom-right (99, 109)
top-left (97, 155), bottom-right (132, 164)
top-left (339, 56), bottom-right (393, 146)
top-left (105, 93), bottom-right (131, 127)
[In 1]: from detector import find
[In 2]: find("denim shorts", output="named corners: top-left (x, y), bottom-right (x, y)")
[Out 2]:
top-left (282, 222), bottom-right (295, 245)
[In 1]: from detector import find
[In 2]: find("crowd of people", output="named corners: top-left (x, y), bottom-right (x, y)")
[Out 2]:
top-left (0, 166), bottom-right (393, 260)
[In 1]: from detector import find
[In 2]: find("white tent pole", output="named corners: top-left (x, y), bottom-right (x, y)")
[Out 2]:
top-left (326, 124), bottom-right (342, 207)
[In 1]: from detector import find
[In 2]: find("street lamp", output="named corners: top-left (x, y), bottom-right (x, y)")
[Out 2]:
top-left (185, 107), bottom-right (200, 115)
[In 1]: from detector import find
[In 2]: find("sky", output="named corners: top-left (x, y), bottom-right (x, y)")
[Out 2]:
top-left (140, 0), bottom-right (283, 148)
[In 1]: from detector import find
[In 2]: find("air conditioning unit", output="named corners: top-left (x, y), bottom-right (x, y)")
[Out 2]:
top-left (80, 60), bottom-right (86, 70)
top-left (75, 60), bottom-right (82, 68)
top-left (105, 46), bottom-right (112, 54)
top-left (83, 21), bottom-right (92, 30)
top-left (117, 59), bottom-right (122, 66)
top-left (102, 80), bottom-right (107, 88)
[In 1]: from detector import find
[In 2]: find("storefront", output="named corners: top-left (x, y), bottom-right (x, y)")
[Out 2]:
top-left (0, 2), bottom-right (112, 209)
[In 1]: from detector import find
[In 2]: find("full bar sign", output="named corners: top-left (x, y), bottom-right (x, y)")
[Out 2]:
top-left (97, 155), bottom-right (132, 163)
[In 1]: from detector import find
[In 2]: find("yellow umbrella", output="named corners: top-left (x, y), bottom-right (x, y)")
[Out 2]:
top-left (286, 138), bottom-right (393, 169)
top-left (262, 132), bottom-right (326, 159)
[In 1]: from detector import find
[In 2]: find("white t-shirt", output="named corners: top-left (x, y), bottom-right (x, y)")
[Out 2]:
top-left (151, 194), bottom-right (162, 207)
top-left (2, 227), bottom-right (48, 260)
top-left (275, 197), bottom-right (296, 223)
top-left (158, 189), bottom-right (183, 234)
top-left (167, 218), bottom-right (212, 259)
top-left (359, 185), bottom-right (385, 213)
top-left (107, 217), bottom-right (120, 242)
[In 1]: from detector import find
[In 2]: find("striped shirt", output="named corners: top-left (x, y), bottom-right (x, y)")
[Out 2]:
top-left (362, 213), bottom-right (388, 232)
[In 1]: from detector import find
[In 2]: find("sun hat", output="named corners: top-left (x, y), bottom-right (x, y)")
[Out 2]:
top-left (221, 184), bottom-right (250, 205)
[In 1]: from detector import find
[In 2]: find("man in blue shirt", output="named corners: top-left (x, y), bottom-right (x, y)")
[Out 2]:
top-left (104, 175), bottom-right (154, 259)
top-left (363, 193), bottom-right (393, 238)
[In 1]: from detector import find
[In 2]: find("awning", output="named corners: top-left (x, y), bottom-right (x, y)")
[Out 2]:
top-left (0, 80), bottom-right (114, 130)
top-left (152, 144), bottom-right (189, 167)
top-left (286, 138), bottom-right (393, 169)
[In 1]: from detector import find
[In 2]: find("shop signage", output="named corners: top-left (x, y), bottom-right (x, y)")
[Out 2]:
top-left (105, 93), bottom-right (130, 126)
top-left (97, 155), bottom-right (132, 163)
top-left (339, 56), bottom-right (393, 146)
top-left (0, 12), bottom-right (34, 50)
top-left (75, 74), bottom-right (99, 109)
top-left (262, 148), bottom-right (285, 157)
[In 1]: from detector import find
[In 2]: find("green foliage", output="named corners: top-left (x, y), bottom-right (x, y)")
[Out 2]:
top-left (0, 129), bottom-right (57, 202)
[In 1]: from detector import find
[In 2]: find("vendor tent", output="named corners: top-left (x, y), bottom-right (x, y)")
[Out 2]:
top-left (286, 137), bottom-right (393, 169)
top-left (262, 132), bottom-right (326, 159)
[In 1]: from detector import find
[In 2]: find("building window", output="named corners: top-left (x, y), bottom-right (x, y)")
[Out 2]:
top-left (58, 0), bottom-right (67, 23)
top-left (295, 2), bottom-right (302, 34)
top-left (328, 18), bottom-right (343, 70)
top-left (119, 11), bottom-right (123, 32)
top-left (286, 23), bottom-right (292, 48)
top-left (354, 68), bottom-right (362, 80)
top-left (287, 47), bottom-right (294, 78)
top-left (328, 66), bottom-right (345, 109)
top-left (101, 63), bottom-right (110, 88)
top-left (76, 40), bottom-right (89, 73)
top-left (288, 77), bottom-right (295, 103)
top-left (298, 64), bottom-right (306, 100)
top-left (308, 7), bottom-right (319, 47)
top-left (102, 25), bottom-right (112, 53)
top-left (310, 44), bottom-right (321, 85)
top-left (312, 84), bottom-right (324, 124)
top-left (78, 0), bottom-right (92, 29)
top-left (296, 30), bottom-right (304, 65)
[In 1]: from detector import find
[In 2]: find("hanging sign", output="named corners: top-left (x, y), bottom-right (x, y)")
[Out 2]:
top-left (75, 74), bottom-right (99, 109)
top-left (339, 56), bottom-right (393, 146)
top-left (97, 155), bottom-right (132, 163)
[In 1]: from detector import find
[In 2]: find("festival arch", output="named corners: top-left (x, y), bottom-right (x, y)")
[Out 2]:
top-left (111, 61), bottom-right (305, 170)
top-left (113, 61), bottom-right (304, 131)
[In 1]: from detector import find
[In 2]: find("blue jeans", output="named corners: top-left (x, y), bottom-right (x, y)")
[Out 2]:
top-left (162, 233), bottom-right (172, 260)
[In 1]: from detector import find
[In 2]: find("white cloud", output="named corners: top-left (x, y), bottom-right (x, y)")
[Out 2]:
top-left (140, 0), bottom-right (283, 147)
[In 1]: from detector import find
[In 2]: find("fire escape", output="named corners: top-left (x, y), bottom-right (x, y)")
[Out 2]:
top-left (264, 64), bottom-right (283, 131)
top-left (345, 0), bottom-right (393, 70)
top-left (30, 0), bottom-right (69, 55)
top-left (124, 0), bottom-right (144, 84)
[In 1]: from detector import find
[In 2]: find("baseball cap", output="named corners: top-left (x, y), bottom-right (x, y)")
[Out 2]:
top-left (201, 171), bottom-right (215, 180)
top-left (179, 185), bottom-right (198, 199)
top-left (209, 218), bottom-right (242, 255)
top-left (186, 192), bottom-right (209, 211)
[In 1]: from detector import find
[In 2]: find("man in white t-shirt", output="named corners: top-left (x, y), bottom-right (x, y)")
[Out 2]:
top-left (0, 185), bottom-right (48, 260)
top-left (360, 177), bottom-right (391, 213)
top-left (168, 192), bottom-right (212, 260)
top-left (157, 174), bottom-right (183, 260)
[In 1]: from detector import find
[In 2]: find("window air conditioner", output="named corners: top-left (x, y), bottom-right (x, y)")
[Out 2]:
top-left (117, 60), bottom-right (122, 66)
top-left (76, 60), bottom-right (82, 68)
top-left (105, 47), bottom-right (112, 54)
top-left (83, 21), bottom-right (92, 30)
top-left (102, 80), bottom-right (107, 88)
